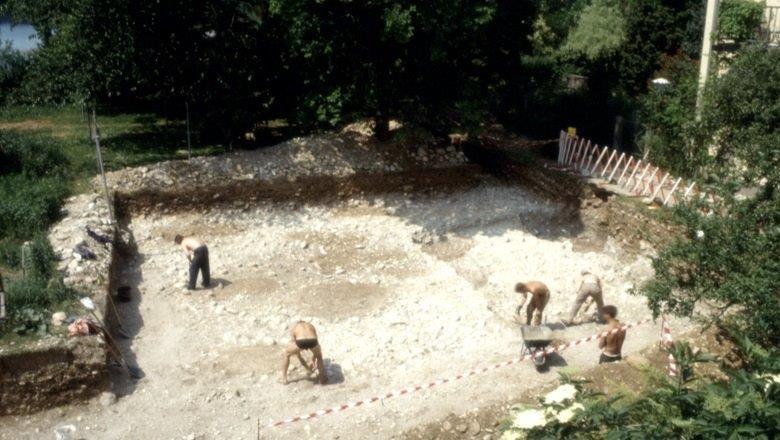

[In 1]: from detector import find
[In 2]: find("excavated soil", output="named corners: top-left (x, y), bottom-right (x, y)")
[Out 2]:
top-left (0, 161), bottom-right (689, 440)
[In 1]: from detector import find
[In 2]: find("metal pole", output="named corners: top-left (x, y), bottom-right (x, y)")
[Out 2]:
top-left (185, 101), bottom-right (192, 160)
top-left (696, 0), bottom-right (720, 119)
top-left (92, 109), bottom-right (115, 224)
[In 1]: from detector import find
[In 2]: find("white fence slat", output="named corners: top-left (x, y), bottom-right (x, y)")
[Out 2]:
top-left (590, 146), bottom-right (608, 175)
top-left (617, 156), bottom-right (633, 185)
top-left (608, 152), bottom-right (625, 182)
top-left (626, 159), bottom-right (643, 189)
top-left (566, 137), bottom-right (581, 165)
top-left (683, 181), bottom-right (696, 199)
top-left (640, 167), bottom-right (660, 196)
top-left (578, 141), bottom-right (592, 170)
top-left (569, 138), bottom-right (585, 165)
top-left (600, 149), bottom-right (618, 178)
top-left (650, 172), bottom-right (670, 200)
top-left (632, 163), bottom-right (652, 192)
top-left (561, 135), bottom-right (571, 165)
top-left (663, 177), bottom-right (683, 205)
top-left (585, 145), bottom-right (599, 173)
top-left (558, 131), bottom-right (564, 164)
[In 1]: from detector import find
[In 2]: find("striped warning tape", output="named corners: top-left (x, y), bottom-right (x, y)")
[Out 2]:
top-left (661, 317), bottom-right (677, 377)
top-left (261, 317), bottom-right (654, 430)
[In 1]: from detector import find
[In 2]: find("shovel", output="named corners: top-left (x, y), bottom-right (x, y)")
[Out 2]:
top-left (79, 297), bottom-right (140, 379)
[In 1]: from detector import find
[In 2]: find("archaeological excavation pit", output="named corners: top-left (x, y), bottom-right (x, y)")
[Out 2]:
top-left (1, 134), bottom-right (684, 440)
top-left (90, 168), bottom-right (666, 439)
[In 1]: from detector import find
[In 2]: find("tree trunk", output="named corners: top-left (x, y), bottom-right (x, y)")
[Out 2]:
top-left (374, 113), bottom-right (391, 141)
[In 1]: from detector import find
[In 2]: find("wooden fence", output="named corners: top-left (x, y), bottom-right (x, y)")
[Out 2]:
top-left (557, 131), bottom-right (700, 206)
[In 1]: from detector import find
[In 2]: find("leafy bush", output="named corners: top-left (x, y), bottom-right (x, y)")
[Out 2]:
top-left (718, 0), bottom-right (764, 42)
top-left (502, 341), bottom-right (780, 439)
top-left (641, 189), bottom-right (780, 347)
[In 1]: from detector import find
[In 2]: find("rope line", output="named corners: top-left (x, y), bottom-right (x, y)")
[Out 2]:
top-left (262, 317), bottom-right (654, 430)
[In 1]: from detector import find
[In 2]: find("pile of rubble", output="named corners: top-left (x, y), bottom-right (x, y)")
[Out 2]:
top-left (100, 130), bottom-right (469, 196)
top-left (48, 193), bottom-right (115, 310)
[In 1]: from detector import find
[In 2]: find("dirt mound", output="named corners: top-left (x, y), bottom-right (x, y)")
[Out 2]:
top-left (101, 129), bottom-right (469, 199)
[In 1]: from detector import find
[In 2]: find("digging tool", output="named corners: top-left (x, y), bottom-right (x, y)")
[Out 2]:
top-left (79, 297), bottom-right (140, 378)
top-left (105, 291), bottom-right (131, 339)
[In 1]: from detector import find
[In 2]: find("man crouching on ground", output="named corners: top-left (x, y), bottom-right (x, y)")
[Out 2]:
top-left (282, 321), bottom-right (327, 385)
top-left (598, 305), bottom-right (625, 364)
top-left (174, 234), bottom-right (210, 290)
top-left (515, 281), bottom-right (550, 326)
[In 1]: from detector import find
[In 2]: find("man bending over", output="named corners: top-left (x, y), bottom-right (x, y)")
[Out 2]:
top-left (174, 235), bottom-right (210, 290)
top-left (598, 305), bottom-right (625, 364)
top-left (515, 281), bottom-right (550, 326)
top-left (565, 271), bottom-right (605, 325)
top-left (282, 321), bottom-right (327, 385)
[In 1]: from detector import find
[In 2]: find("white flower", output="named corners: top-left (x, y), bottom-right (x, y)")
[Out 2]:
top-left (544, 384), bottom-right (578, 405)
top-left (555, 403), bottom-right (585, 423)
top-left (513, 408), bottom-right (548, 429)
top-left (500, 430), bottom-right (525, 440)
top-left (695, 230), bottom-right (705, 239)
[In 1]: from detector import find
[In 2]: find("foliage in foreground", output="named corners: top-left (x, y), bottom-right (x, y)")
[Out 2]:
top-left (502, 341), bottom-right (780, 440)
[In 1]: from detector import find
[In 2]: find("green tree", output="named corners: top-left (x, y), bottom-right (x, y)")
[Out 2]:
top-left (639, 47), bottom-right (780, 346)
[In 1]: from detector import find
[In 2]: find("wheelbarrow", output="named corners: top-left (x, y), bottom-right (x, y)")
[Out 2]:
top-left (521, 325), bottom-right (555, 368)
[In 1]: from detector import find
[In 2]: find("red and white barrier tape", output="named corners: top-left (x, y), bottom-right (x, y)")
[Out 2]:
top-left (262, 317), bottom-right (654, 430)
top-left (661, 317), bottom-right (677, 377)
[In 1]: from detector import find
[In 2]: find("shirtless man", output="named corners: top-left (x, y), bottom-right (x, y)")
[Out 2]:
top-left (282, 321), bottom-right (327, 385)
top-left (174, 235), bottom-right (210, 290)
top-left (598, 305), bottom-right (625, 364)
top-left (515, 281), bottom-right (550, 326)
top-left (565, 271), bottom-right (605, 325)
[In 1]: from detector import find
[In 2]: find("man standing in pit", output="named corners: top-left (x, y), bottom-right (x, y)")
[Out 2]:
top-left (174, 235), bottom-right (210, 290)
top-left (515, 281), bottom-right (550, 326)
top-left (565, 271), bottom-right (605, 325)
top-left (598, 305), bottom-right (625, 364)
top-left (281, 321), bottom-right (327, 385)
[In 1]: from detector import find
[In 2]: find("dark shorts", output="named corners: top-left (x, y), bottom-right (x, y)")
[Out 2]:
top-left (295, 338), bottom-right (318, 350)
top-left (599, 353), bottom-right (622, 364)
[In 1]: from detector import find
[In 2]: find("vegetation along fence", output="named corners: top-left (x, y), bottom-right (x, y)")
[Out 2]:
top-left (557, 131), bottom-right (704, 206)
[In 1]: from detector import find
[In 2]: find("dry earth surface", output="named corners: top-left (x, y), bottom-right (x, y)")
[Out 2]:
top-left (0, 127), bottom-right (690, 439)
top-left (1, 175), bottom-right (688, 440)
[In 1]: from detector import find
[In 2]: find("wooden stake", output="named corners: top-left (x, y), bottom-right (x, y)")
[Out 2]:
top-left (600, 150), bottom-right (618, 178)
top-left (650, 172), bottom-right (671, 201)
top-left (617, 156), bottom-right (634, 186)
top-left (608, 152), bottom-right (625, 182)
top-left (632, 163), bottom-right (652, 192)
top-left (579, 141), bottom-right (593, 170)
top-left (640, 167), bottom-right (660, 196)
top-left (663, 177), bottom-right (683, 205)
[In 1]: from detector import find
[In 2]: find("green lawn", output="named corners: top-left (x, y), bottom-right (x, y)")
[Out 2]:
top-left (0, 105), bottom-right (226, 192)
